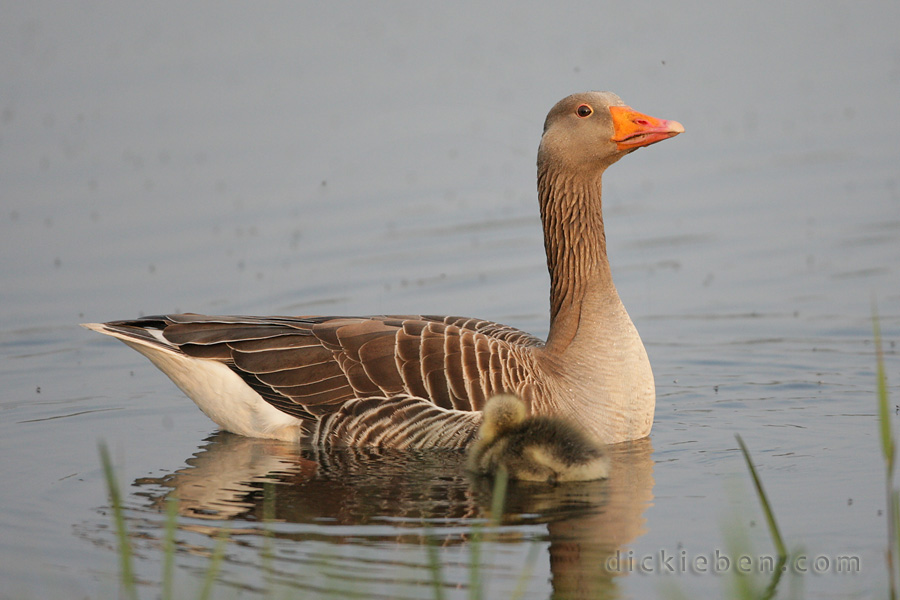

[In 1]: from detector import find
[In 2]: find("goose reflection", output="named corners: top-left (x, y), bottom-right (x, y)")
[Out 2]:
top-left (133, 432), bottom-right (654, 599)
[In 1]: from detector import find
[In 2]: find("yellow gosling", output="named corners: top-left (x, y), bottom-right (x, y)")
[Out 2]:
top-left (467, 394), bottom-right (609, 484)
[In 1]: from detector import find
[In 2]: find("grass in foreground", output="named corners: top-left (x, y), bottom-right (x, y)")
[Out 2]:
top-left (874, 312), bottom-right (899, 600)
top-left (729, 435), bottom-right (792, 600)
top-left (671, 314), bottom-right (896, 600)
top-left (98, 442), bottom-right (138, 600)
top-left (100, 443), bottom-right (234, 600)
top-left (101, 315), bottom-right (896, 598)
top-left (100, 447), bottom-right (528, 599)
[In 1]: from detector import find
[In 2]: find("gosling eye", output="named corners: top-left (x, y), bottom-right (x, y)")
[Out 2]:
top-left (575, 104), bottom-right (593, 118)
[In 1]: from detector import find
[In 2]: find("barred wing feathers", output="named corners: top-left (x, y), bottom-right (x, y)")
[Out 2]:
top-left (96, 313), bottom-right (544, 445)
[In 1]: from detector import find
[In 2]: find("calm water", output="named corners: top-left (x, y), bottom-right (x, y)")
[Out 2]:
top-left (2, 3), bottom-right (899, 599)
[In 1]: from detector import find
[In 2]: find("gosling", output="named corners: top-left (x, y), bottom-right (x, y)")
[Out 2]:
top-left (467, 394), bottom-right (609, 484)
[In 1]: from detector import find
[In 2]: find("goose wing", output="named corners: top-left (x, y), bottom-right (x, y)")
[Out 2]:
top-left (103, 313), bottom-right (544, 420)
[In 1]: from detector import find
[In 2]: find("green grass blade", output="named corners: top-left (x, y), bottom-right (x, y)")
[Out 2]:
top-left (98, 442), bottom-right (138, 600)
top-left (198, 526), bottom-right (230, 600)
top-left (875, 311), bottom-right (895, 471)
top-left (735, 435), bottom-right (786, 560)
top-left (489, 467), bottom-right (509, 527)
top-left (161, 494), bottom-right (179, 600)
top-left (759, 556), bottom-right (787, 600)
top-left (468, 524), bottom-right (482, 600)
top-left (469, 466), bottom-right (510, 600)
top-left (875, 308), bottom-right (898, 600)
top-left (260, 482), bottom-right (275, 596)
top-left (423, 528), bottom-right (447, 600)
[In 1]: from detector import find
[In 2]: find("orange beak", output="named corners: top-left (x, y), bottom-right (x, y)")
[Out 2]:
top-left (609, 105), bottom-right (684, 150)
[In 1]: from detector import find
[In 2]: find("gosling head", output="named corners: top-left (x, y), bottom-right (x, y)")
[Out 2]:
top-left (468, 394), bottom-right (609, 485)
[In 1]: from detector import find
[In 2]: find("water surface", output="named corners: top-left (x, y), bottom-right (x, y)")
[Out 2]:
top-left (2, 2), bottom-right (898, 598)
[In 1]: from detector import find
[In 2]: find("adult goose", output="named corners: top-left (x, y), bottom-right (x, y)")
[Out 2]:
top-left (84, 91), bottom-right (682, 448)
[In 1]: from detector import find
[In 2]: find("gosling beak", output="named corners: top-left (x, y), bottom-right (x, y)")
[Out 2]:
top-left (609, 105), bottom-right (684, 150)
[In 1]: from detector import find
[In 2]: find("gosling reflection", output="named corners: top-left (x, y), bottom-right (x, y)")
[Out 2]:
top-left (545, 439), bottom-right (655, 599)
top-left (133, 431), bottom-right (654, 599)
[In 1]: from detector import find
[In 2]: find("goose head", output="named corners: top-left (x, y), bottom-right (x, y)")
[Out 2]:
top-left (538, 91), bottom-right (684, 174)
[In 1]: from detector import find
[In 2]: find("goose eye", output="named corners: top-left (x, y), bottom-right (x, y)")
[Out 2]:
top-left (576, 104), bottom-right (593, 118)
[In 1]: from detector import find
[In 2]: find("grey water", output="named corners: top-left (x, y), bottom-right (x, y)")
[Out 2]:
top-left (2, 2), bottom-right (899, 598)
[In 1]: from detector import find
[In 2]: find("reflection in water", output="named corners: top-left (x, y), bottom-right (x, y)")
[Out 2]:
top-left (127, 432), bottom-right (654, 598)
top-left (545, 441), bottom-right (655, 600)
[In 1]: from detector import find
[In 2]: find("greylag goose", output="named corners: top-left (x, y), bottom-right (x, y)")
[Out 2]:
top-left (467, 394), bottom-right (608, 483)
top-left (83, 91), bottom-right (683, 447)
